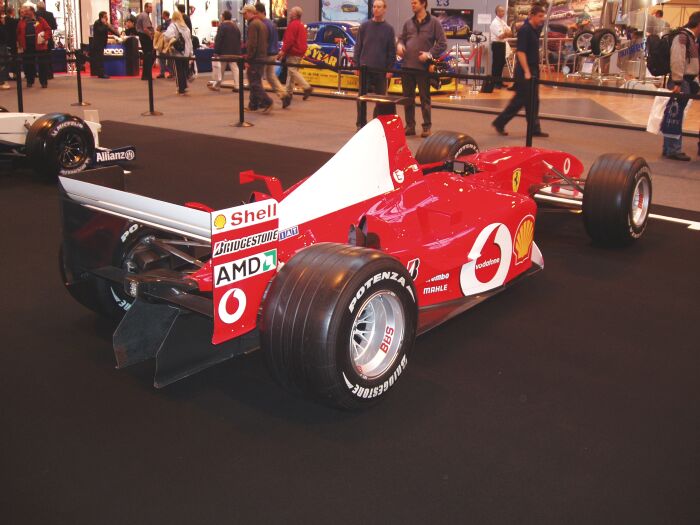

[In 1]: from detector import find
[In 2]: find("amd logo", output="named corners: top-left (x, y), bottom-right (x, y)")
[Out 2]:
top-left (214, 249), bottom-right (277, 287)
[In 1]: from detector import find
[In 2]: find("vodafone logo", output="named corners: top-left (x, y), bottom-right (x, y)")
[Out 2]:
top-left (218, 288), bottom-right (246, 324)
top-left (460, 223), bottom-right (512, 296)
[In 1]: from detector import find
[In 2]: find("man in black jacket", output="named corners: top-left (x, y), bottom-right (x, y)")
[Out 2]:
top-left (92, 11), bottom-right (119, 78)
top-left (208, 10), bottom-right (241, 90)
top-left (36, 1), bottom-right (56, 78)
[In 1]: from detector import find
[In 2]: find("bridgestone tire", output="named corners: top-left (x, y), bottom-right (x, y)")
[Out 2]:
top-left (62, 225), bottom-right (180, 320)
top-left (573, 29), bottom-right (594, 56)
top-left (414, 131), bottom-right (479, 165)
top-left (260, 243), bottom-right (417, 410)
top-left (591, 28), bottom-right (618, 57)
top-left (25, 113), bottom-right (94, 181)
top-left (582, 154), bottom-right (652, 246)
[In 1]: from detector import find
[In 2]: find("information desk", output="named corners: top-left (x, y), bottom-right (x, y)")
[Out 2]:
top-left (101, 38), bottom-right (140, 77)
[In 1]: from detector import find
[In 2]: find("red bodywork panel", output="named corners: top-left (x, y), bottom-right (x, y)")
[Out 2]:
top-left (190, 115), bottom-right (581, 345)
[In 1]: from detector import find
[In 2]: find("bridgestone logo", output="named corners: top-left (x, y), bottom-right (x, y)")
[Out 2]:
top-left (95, 149), bottom-right (135, 163)
top-left (343, 355), bottom-right (408, 399)
top-left (348, 271), bottom-right (414, 313)
top-left (213, 230), bottom-right (278, 258)
top-left (214, 249), bottom-right (277, 288)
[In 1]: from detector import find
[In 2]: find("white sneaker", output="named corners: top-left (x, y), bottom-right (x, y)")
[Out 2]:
top-left (0, 83), bottom-right (10, 90)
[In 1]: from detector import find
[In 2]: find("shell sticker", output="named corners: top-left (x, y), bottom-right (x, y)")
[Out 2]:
top-left (512, 168), bottom-right (522, 192)
top-left (513, 215), bottom-right (535, 265)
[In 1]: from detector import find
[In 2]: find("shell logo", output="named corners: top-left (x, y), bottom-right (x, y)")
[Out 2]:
top-left (513, 215), bottom-right (534, 265)
top-left (213, 214), bottom-right (227, 230)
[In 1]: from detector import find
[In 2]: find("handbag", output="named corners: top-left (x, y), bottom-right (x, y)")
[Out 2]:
top-left (172, 25), bottom-right (185, 53)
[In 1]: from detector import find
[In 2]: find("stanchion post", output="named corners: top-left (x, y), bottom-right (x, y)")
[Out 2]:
top-left (358, 64), bottom-right (367, 128)
top-left (15, 55), bottom-right (24, 112)
top-left (71, 51), bottom-right (90, 107)
top-left (141, 51), bottom-right (163, 116)
top-left (525, 77), bottom-right (536, 147)
top-left (232, 56), bottom-right (252, 127)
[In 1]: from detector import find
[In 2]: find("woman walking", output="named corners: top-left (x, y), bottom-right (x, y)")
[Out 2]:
top-left (164, 10), bottom-right (192, 95)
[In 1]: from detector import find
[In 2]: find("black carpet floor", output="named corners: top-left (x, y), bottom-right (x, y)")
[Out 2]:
top-left (1, 122), bottom-right (699, 525)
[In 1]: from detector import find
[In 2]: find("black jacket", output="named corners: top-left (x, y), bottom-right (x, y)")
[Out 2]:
top-left (37, 9), bottom-right (57, 30)
top-left (214, 21), bottom-right (241, 55)
top-left (93, 19), bottom-right (118, 50)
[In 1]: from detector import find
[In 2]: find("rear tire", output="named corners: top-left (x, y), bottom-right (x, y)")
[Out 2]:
top-left (26, 113), bottom-right (95, 181)
top-left (61, 225), bottom-right (184, 320)
top-left (260, 243), bottom-right (417, 410)
top-left (414, 130), bottom-right (479, 164)
top-left (582, 154), bottom-right (652, 246)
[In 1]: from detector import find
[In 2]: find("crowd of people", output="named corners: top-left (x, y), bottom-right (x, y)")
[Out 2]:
top-left (0, 1), bottom-right (57, 89)
top-left (1, 1), bottom-right (698, 155)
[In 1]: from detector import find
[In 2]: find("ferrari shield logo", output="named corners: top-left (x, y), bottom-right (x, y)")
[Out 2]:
top-left (512, 168), bottom-right (522, 192)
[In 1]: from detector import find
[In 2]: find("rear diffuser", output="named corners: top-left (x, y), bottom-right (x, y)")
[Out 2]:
top-left (113, 299), bottom-right (259, 388)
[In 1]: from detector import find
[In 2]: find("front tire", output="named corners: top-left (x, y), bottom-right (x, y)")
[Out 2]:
top-left (582, 154), bottom-right (652, 246)
top-left (25, 113), bottom-right (95, 181)
top-left (260, 243), bottom-right (417, 410)
top-left (414, 130), bottom-right (479, 165)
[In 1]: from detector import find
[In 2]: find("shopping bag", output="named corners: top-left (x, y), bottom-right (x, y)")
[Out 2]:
top-left (660, 97), bottom-right (693, 140)
top-left (646, 89), bottom-right (670, 135)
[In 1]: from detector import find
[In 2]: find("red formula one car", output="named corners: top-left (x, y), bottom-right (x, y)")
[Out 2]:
top-left (59, 107), bottom-right (651, 409)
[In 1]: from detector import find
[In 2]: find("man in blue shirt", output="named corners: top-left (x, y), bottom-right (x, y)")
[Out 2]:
top-left (492, 4), bottom-right (548, 138)
top-left (355, 0), bottom-right (396, 128)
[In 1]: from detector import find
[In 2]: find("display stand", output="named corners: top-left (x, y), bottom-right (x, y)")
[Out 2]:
top-left (448, 44), bottom-right (463, 100)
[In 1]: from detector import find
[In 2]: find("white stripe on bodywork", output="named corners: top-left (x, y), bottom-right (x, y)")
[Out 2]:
top-left (278, 119), bottom-right (394, 230)
top-left (60, 176), bottom-right (211, 240)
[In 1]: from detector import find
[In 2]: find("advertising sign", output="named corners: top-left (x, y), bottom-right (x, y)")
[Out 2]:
top-left (320, 0), bottom-right (370, 23)
top-left (431, 8), bottom-right (474, 39)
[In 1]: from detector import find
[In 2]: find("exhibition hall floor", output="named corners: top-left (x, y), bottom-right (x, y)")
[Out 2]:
top-left (1, 123), bottom-right (698, 524)
top-left (1, 74), bottom-right (699, 211)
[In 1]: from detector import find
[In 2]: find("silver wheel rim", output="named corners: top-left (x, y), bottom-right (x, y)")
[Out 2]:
top-left (349, 290), bottom-right (405, 380)
top-left (631, 177), bottom-right (650, 228)
top-left (576, 33), bottom-right (592, 53)
top-left (598, 34), bottom-right (616, 56)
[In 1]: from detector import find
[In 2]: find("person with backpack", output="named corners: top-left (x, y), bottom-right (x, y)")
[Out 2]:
top-left (661, 11), bottom-right (699, 161)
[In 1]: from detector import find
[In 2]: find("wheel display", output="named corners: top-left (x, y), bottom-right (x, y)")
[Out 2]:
top-left (582, 154), bottom-right (652, 246)
top-left (414, 130), bottom-right (479, 165)
top-left (25, 113), bottom-right (95, 181)
top-left (573, 29), bottom-right (594, 55)
top-left (61, 225), bottom-right (185, 320)
top-left (260, 243), bottom-right (417, 410)
top-left (591, 28), bottom-right (618, 57)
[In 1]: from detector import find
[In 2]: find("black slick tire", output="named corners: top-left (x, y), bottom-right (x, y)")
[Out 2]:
top-left (61, 225), bottom-right (181, 320)
top-left (582, 154), bottom-right (652, 246)
top-left (414, 130), bottom-right (479, 164)
top-left (260, 243), bottom-right (417, 410)
top-left (25, 113), bottom-right (95, 181)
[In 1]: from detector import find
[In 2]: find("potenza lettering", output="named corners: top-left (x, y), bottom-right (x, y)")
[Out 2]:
top-left (213, 230), bottom-right (278, 258)
top-left (214, 249), bottom-right (277, 287)
top-left (348, 272), bottom-right (414, 313)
